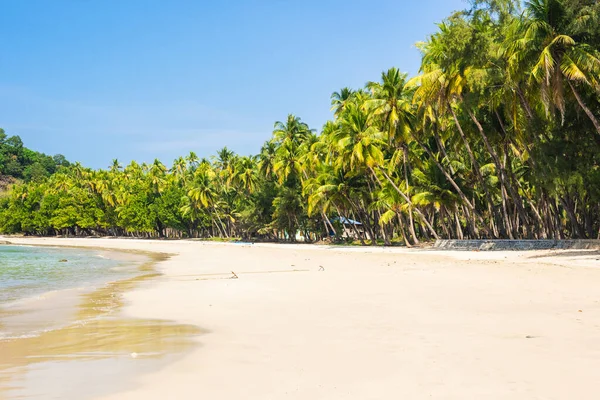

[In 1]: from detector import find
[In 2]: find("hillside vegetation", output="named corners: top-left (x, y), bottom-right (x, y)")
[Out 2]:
top-left (1, 0), bottom-right (599, 243)
top-left (0, 128), bottom-right (70, 185)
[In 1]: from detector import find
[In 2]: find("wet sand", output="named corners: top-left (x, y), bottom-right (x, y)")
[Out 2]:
top-left (2, 237), bottom-right (600, 399)
top-left (0, 246), bottom-right (200, 399)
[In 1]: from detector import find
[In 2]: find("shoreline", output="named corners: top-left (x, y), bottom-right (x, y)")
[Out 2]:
top-left (2, 237), bottom-right (600, 399)
top-left (0, 242), bottom-right (200, 399)
top-left (0, 245), bottom-right (152, 339)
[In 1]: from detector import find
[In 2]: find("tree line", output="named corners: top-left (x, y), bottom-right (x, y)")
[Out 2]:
top-left (0, 128), bottom-right (70, 184)
top-left (1, 0), bottom-right (599, 244)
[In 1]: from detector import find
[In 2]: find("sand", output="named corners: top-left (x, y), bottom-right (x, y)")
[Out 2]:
top-left (2, 237), bottom-right (600, 399)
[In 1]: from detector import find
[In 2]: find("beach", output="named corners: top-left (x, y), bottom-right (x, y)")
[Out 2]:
top-left (2, 237), bottom-right (600, 399)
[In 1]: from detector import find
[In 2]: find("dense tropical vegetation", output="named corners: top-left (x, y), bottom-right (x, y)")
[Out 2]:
top-left (1, 0), bottom-right (599, 244)
top-left (0, 128), bottom-right (70, 185)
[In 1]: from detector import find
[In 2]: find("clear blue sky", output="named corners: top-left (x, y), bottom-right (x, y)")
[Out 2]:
top-left (1, 0), bottom-right (466, 169)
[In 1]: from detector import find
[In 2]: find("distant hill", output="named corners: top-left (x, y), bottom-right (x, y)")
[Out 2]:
top-left (0, 128), bottom-right (70, 184)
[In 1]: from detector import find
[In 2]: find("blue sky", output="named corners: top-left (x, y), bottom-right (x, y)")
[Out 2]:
top-left (1, 0), bottom-right (466, 169)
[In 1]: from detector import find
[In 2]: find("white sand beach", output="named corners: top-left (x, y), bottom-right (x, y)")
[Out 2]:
top-left (2, 237), bottom-right (600, 399)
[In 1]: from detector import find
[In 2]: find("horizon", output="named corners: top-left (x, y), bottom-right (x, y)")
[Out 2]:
top-left (0, 0), bottom-right (465, 169)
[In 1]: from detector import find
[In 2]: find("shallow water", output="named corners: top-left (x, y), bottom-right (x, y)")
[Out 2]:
top-left (0, 245), bottom-right (133, 305)
top-left (0, 245), bottom-right (201, 399)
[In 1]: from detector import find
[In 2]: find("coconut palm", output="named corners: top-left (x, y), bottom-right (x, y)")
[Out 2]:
top-left (330, 87), bottom-right (354, 117)
top-left (505, 0), bottom-right (600, 133)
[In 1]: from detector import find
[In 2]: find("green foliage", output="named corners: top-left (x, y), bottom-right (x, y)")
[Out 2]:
top-left (1, 0), bottom-right (599, 242)
top-left (0, 128), bottom-right (70, 182)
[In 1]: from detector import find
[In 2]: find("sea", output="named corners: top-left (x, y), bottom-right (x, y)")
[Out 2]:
top-left (0, 245), bottom-right (133, 305)
top-left (0, 244), bottom-right (147, 344)
top-left (0, 244), bottom-right (198, 399)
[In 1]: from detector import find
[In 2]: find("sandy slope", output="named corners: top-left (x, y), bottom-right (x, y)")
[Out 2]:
top-left (3, 237), bottom-right (600, 399)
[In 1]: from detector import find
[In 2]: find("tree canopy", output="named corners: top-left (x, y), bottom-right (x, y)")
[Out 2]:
top-left (0, 128), bottom-right (70, 184)
top-left (1, 0), bottom-right (599, 243)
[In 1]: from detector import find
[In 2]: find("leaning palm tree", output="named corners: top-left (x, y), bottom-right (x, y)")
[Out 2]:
top-left (366, 68), bottom-right (421, 240)
top-left (334, 103), bottom-right (439, 240)
top-left (504, 0), bottom-right (600, 133)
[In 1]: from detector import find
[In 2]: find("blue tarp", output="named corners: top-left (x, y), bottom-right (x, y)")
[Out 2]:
top-left (330, 216), bottom-right (362, 226)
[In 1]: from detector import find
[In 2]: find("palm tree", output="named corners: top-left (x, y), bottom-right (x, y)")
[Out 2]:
top-left (366, 67), bottom-right (420, 240)
top-left (273, 140), bottom-right (304, 185)
top-left (171, 157), bottom-right (188, 184)
top-left (330, 87), bottom-right (354, 117)
top-left (183, 166), bottom-right (228, 237)
top-left (333, 103), bottom-right (438, 241)
top-left (186, 151), bottom-right (199, 172)
top-left (333, 104), bottom-right (385, 171)
top-left (365, 68), bottom-right (414, 147)
top-left (3, 1), bottom-right (600, 242)
top-left (232, 155), bottom-right (259, 194)
top-left (109, 159), bottom-right (122, 172)
top-left (258, 140), bottom-right (277, 179)
top-left (505, 0), bottom-right (600, 133)
top-left (273, 115), bottom-right (312, 146)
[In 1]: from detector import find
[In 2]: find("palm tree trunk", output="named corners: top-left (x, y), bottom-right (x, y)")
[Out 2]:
top-left (373, 167), bottom-right (439, 240)
top-left (432, 128), bottom-right (455, 174)
top-left (550, 198), bottom-right (565, 239)
top-left (453, 204), bottom-right (464, 239)
top-left (322, 211), bottom-right (336, 236)
top-left (468, 110), bottom-right (528, 237)
top-left (437, 208), bottom-right (449, 238)
top-left (341, 200), bottom-right (366, 244)
top-left (402, 146), bottom-right (420, 245)
top-left (212, 207), bottom-right (229, 238)
top-left (448, 102), bottom-right (498, 237)
top-left (409, 131), bottom-right (490, 237)
top-left (567, 80), bottom-right (600, 136)
top-left (396, 212), bottom-right (413, 247)
top-left (347, 197), bottom-right (376, 244)
top-left (500, 185), bottom-right (514, 239)
top-left (560, 196), bottom-right (583, 238)
top-left (516, 86), bottom-right (534, 120)
top-left (407, 212), bottom-right (420, 244)
top-left (377, 210), bottom-right (391, 246)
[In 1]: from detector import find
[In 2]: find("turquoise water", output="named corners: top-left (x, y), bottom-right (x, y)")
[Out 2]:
top-left (0, 245), bottom-right (133, 305)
